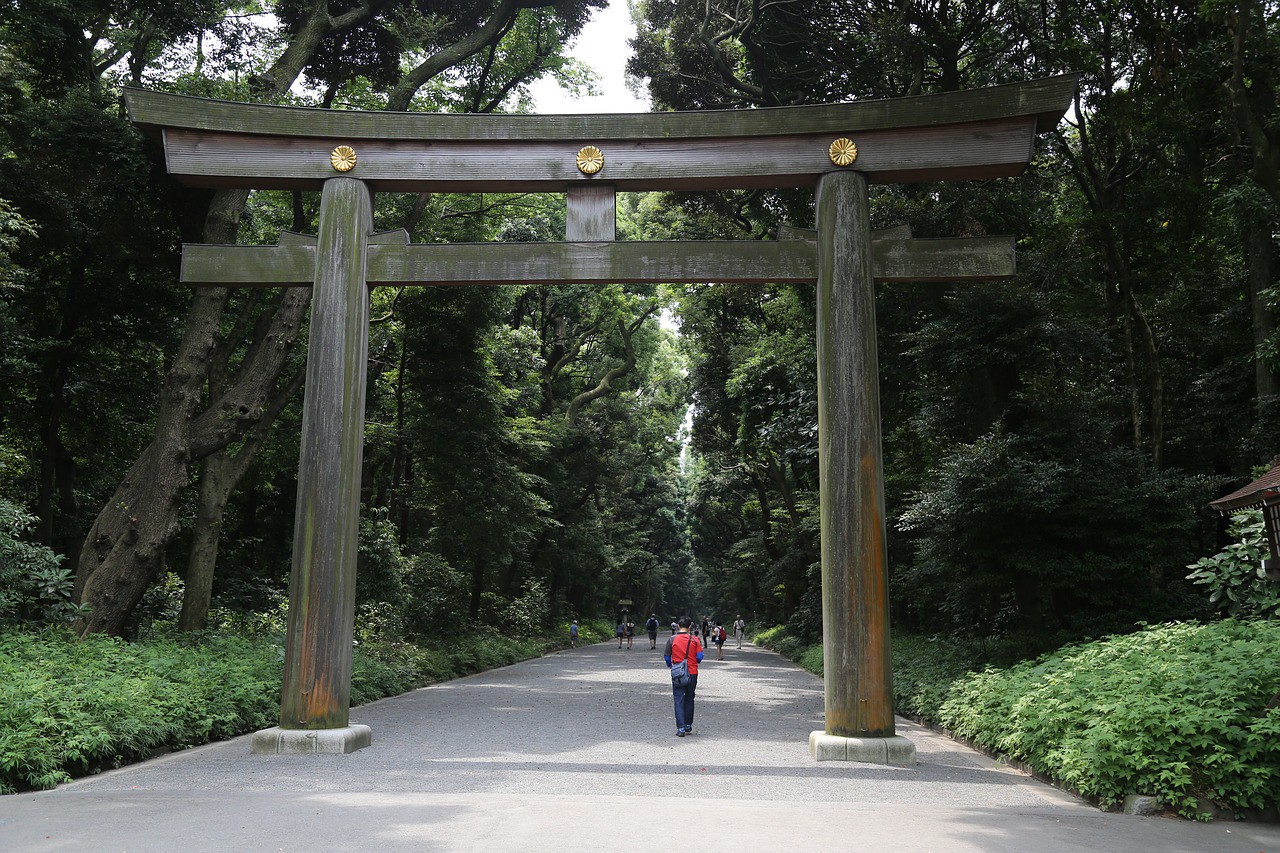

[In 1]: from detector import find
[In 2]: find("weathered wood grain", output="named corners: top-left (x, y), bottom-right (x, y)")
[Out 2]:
top-left (126, 74), bottom-right (1078, 141)
top-left (279, 177), bottom-right (371, 731)
top-left (566, 184), bottom-right (616, 241)
top-left (180, 237), bottom-right (1013, 286)
top-left (157, 117), bottom-right (1038, 190)
top-left (816, 169), bottom-right (896, 739)
top-left (780, 225), bottom-right (1015, 281)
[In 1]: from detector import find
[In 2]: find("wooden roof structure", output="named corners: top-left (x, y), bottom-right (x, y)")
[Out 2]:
top-left (1209, 461), bottom-right (1280, 513)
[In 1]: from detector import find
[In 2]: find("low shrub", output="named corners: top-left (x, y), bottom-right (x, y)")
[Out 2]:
top-left (1186, 509), bottom-right (1280, 619)
top-left (749, 620), bottom-right (1280, 820)
top-left (0, 618), bottom-right (590, 794)
top-left (936, 620), bottom-right (1280, 819)
top-left (0, 500), bottom-right (86, 626)
top-left (892, 634), bottom-right (982, 720)
top-left (0, 628), bottom-right (280, 793)
top-left (751, 624), bottom-right (822, 675)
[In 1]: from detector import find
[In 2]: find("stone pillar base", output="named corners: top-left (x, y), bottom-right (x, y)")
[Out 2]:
top-left (251, 724), bottom-right (372, 755)
top-left (809, 731), bottom-right (916, 766)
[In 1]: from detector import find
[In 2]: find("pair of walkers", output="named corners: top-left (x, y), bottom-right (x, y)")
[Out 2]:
top-left (616, 620), bottom-right (636, 648)
top-left (664, 616), bottom-right (704, 737)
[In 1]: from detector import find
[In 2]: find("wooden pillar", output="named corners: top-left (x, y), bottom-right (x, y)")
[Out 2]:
top-left (815, 169), bottom-right (895, 739)
top-left (280, 177), bottom-right (372, 729)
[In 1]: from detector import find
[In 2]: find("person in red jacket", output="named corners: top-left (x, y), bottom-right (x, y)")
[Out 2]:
top-left (664, 615), bottom-right (704, 736)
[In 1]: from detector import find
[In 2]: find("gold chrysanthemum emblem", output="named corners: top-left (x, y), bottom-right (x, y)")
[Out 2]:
top-left (828, 138), bottom-right (858, 167)
top-left (330, 145), bottom-right (358, 172)
top-left (576, 145), bottom-right (604, 175)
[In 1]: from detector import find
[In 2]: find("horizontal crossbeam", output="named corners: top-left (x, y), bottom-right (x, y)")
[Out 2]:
top-left (180, 235), bottom-right (1015, 287)
top-left (158, 119), bottom-right (1037, 191)
top-left (129, 76), bottom-right (1076, 142)
top-left (125, 76), bottom-right (1077, 191)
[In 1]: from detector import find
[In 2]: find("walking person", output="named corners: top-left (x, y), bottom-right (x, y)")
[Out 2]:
top-left (733, 615), bottom-right (746, 649)
top-left (616, 620), bottom-right (625, 648)
top-left (714, 622), bottom-right (726, 660)
top-left (645, 614), bottom-right (660, 649)
top-left (664, 616), bottom-right (704, 737)
top-left (569, 620), bottom-right (579, 648)
top-left (625, 619), bottom-right (636, 649)
top-left (701, 616), bottom-right (711, 647)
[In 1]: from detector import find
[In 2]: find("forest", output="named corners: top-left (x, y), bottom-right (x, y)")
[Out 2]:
top-left (2, 0), bottom-right (1280, 656)
top-left (4, 0), bottom-right (1280, 816)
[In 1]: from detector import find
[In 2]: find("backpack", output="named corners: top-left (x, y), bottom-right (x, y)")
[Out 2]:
top-left (718, 627), bottom-right (727, 642)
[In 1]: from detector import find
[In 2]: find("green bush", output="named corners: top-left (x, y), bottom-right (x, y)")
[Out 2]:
top-left (0, 629), bottom-right (280, 793)
top-left (751, 621), bottom-right (1280, 820)
top-left (0, 618), bottom-right (584, 794)
top-left (750, 624), bottom-right (823, 675)
top-left (1186, 510), bottom-right (1280, 619)
top-left (936, 621), bottom-right (1280, 819)
top-left (891, 634), bottom-right (981, 720)
top-left (0, 500), bottom-right (86, 626)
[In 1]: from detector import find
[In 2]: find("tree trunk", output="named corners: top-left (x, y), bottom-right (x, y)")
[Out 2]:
top-left (178, 450), bottom-right (236, 631)
top-left (1248, 220), bottom-right (1278, 401)
top-left (74, 190), bottom-right (310, 635)
top-left (71, 2), bottom-right (557, 635)
top-left (179, 366), bottom-right (304, 631)
top-left (468, 552), bottom-right (485, 621)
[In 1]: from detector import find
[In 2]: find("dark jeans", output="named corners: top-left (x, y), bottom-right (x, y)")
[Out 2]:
top-left (672, 673), bottom-right (698, 731)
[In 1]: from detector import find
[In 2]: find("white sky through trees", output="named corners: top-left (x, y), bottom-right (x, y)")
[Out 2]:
top-left (528, 0), bottom-right (650, 114)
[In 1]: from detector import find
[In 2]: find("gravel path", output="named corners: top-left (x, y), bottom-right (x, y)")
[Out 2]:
top-left (3, 639), bottom-right (1277, 852)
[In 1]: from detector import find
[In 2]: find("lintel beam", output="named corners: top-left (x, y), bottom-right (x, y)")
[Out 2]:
top-left (157, 118), bottom-right (1037, 191)
top-left (126, 75), bottom-right (1078, 141)
top-left (180, 235), bottom-right (1014, 287)
top-left (126, 75), bottom-right (1077, 191)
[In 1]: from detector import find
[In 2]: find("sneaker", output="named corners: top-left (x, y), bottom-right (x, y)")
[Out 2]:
top-left (682, 726), bottom-right (692, 734)
top-left (676, 730), bottom-right (686, 737)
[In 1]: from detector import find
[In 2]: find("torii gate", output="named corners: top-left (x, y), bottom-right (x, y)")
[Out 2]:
top-left (126, 75), bottom-right (1075, 763)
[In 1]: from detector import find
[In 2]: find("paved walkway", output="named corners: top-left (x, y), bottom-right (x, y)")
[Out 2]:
top-left (3, 639), bottom-right (1278, 852)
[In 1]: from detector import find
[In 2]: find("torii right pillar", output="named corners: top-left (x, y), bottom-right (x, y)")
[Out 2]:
top-left (810, 168), bottom-right (916, 766)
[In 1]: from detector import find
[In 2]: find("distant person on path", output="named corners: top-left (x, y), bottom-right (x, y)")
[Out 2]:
top-left (645, 614), bottom-right (660, 649)
top-left (570, 620), bottom-right (579, 648)
top-left (701, 616), bottom-right (711, 646)
top-left (714, 622), bottom-right (726, 660)
top-left (670, 620), bottom-right (678, 636)
top-left (733, 615), bottom-right (746, 648)
top-left (625, 619), bottom-right (636, 649)
top-left (664, 616), bottom-right (704, 737)
top-left (616, 621), bottom-right (626, 648)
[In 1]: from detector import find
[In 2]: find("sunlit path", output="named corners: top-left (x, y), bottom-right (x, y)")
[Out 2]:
top-left (3, 642), bottom-right (1277, 852)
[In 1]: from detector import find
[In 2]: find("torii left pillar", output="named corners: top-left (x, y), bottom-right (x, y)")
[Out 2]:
top-left (252, 177), bottom-right (373, 754)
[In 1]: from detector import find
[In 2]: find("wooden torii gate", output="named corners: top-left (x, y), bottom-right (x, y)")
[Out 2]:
top-left (126, 75), bottom-right (1075, 762)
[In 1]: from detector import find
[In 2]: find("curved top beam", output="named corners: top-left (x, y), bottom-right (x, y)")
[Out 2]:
top-left (125, 75), bottom-right (1077, 142)
top-left (124, 75), bottom-right (1077, 192)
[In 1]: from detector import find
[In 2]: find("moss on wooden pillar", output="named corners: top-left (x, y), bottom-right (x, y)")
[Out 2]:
top-left (815, 169), bottom-right (895, 739)
top-left (279, 177), bottom-right (372, 730)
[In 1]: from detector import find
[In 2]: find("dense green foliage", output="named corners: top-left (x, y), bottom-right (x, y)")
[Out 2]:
top-left (756, 621), bottom-right (1280, 819)
top-left (0, 498), bottom-right (82, 626)
top-left (0, 0), bottom-right (1274, 651)
top-left (939, 621), bottom-right (1280, 819)
top-left (0, 620), bottom-right (610, 793)
top-left (626, 0), bottom-right (1280, 647)
top-left (1187, 510), bottom-right (1280, 618)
